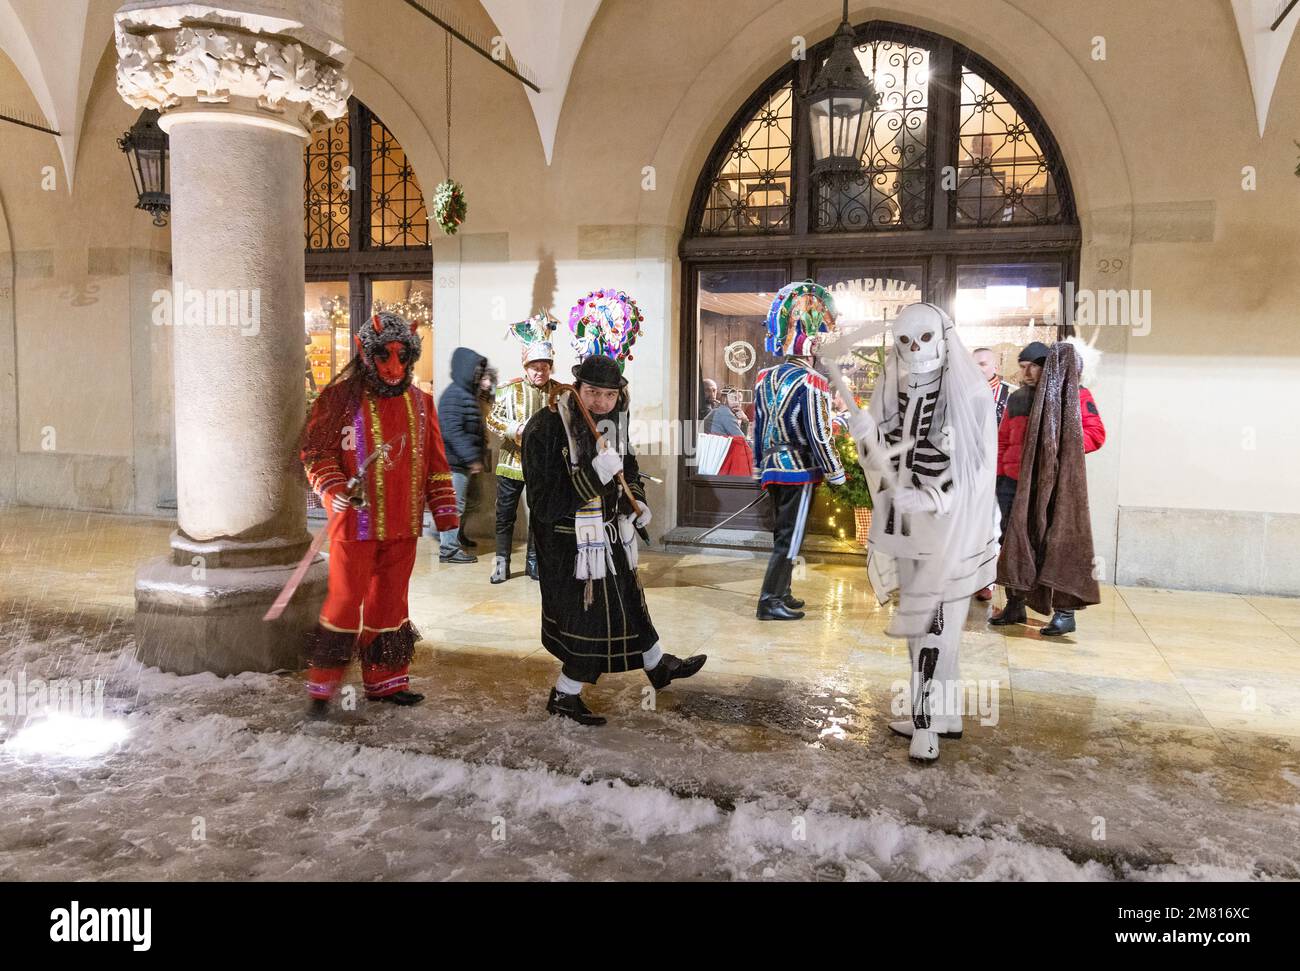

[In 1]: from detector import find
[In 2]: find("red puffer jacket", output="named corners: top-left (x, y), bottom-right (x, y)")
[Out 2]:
top-left (998, 385), bottom-right (1105, 480)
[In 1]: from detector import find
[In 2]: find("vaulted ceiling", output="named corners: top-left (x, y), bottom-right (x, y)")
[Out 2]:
top-left (0, 0), bottom-right (1295, 190)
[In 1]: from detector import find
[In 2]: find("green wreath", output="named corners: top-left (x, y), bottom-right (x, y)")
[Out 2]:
top-left (433, 179), bottom-right (467, 236)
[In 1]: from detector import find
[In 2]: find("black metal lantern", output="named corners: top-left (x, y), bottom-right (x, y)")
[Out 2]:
top-left (118, 109), bottom-right (170, 227)
top-left (805, 1), bottom-right (879, 180)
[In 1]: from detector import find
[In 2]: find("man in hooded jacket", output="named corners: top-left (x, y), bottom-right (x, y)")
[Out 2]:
top-left (437, 346), bottom-right (490, 563)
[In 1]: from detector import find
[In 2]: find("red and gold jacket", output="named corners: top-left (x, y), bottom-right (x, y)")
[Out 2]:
top-left (302, 382), bottom-right (460, 541)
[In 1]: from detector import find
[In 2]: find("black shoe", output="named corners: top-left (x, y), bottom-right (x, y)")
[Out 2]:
top-left (306, 698), bottom-right (330, 720)
top-left (440, 548), bottom-right (478, 564)
top-left (372, 690), bottom-right (425, 706)
top-left (782, 594), bottom-right (805, 610)
top-left (1039, 613), bottom-right (1077, 637)
top-left (757, 597), bottom-right (804, 621)
top-left (990, 602), bottom-right (1026, 626)
top-left (458, 531), bottom-right (477, 549)
top-left (546, 688), bottom-right (606, 726)
top-left (646, 653), bottom-right (707, 691)
top-left (526, 549), bottom-right (539, 581)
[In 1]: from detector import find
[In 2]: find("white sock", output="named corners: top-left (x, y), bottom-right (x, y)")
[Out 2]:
top-left (642, 642), bottom-right (663, 670)
top-left (556, 673), bottom-right (584, 696)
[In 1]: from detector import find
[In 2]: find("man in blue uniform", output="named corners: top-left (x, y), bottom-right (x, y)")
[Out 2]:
top-left (752, 281), bottom-right (846, 621)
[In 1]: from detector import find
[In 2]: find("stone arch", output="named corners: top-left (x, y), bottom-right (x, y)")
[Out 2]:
top-left (633, 0), bottom-right (1135, 575)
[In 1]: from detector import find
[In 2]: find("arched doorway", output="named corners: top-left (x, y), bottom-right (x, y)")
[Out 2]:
top-left (679, 20), bottom-right (1079, 535)
top-left (302, 97), bottom-right (434, 401)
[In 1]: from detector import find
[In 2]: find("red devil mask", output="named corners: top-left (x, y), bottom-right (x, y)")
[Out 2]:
top-left (356, 311), bottom-right (421, 397)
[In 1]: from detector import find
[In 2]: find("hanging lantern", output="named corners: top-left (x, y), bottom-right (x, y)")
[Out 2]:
top-left (118, 109), bottom-right (170, 227)
top-left (804, 1), bottom-right (879, 180)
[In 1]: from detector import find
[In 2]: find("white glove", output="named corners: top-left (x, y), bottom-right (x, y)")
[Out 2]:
top-left (892, 487), bottom-right (937, 516)
top-left (592, 447), bottom-right (624, 485)
top-left (633, 501), bottom-right (652, 529)
top-left (327, 489), bottom-right (352, 513)
top-left (848, 409), bottom-right (878, 446)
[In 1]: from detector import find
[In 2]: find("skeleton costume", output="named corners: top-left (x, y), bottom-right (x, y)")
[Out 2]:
top-left (486, 313), bottom-right (564, 583)
top-left (301, 311), bottom-right (459, 711)
top-left (753, 281), bottom-right (846, 621)
top-left (852, 303), bottom-right (999, 762)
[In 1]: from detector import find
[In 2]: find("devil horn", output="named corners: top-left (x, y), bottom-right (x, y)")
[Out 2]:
top-left (372, 314), bottom-right (383, 333)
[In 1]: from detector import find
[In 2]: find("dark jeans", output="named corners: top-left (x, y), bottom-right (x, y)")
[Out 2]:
top-left (495, 475), bottom-right (527, 558)
top-left (996, 474), bottom-right (1017, 543)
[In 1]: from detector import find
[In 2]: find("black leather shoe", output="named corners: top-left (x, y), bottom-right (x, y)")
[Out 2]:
top-left (546, 688), bottom-right (606, 726)
top-left (372, 690), bottom-right (425, 706)
top-left (757, 597), bottom-right (804, 621)
top-left (646, 653), bottom-right (707, 690)
top-left (440, 548), bottom-right (478, 564)
top-left (990, 603), bottom-right (1026, 626)
top-left (782, 594), bottom-right (805, 610)
top-left (458, 531), bottom-right (477, 549)
top-left (1039, 613), bottom-right (1077, 637)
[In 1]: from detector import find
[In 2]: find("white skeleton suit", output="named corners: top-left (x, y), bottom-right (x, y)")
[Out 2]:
top-left (851, 303), bottom-right (999, 761)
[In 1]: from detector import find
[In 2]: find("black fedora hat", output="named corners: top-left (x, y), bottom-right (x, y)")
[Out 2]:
top-left (571, 355), bottom-right (628, 390)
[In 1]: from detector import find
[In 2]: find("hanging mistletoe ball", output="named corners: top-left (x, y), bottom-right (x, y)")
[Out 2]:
top-left (433, 179), bottom-right (467, 235)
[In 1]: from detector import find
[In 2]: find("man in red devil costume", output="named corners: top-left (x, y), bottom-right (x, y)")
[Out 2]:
top-left (300, 310), bottom-right (459, 713)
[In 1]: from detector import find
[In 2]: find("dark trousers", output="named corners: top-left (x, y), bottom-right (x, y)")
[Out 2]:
top-left (760, 484), bottom-right (808, 600)
top-left (996, 474), bottom-right (1017, 544)
top-left (495, 475), bottom-right (527, 559)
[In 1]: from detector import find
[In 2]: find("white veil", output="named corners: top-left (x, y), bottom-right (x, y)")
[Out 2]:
top-left (864, 304), bottom-right (999, 635)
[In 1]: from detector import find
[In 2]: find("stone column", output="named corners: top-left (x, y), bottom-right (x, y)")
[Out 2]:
top-left (115, 1), bottom-right (351, 675)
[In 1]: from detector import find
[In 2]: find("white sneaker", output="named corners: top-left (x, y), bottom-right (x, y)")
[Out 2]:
top-left (889, 716), bottom-right (963, 739)
top-left (909, 728), bottom-right (940, 762)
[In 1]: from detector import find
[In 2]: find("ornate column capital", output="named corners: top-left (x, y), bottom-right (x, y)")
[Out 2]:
top-left (114, 1), bottom-right (352, 130)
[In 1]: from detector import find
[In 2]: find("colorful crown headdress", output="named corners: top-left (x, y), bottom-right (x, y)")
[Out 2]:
top-left (507, 310), bottom-right (559, 346)
top-left (764, 280), bottom-right (837, 357)
top-left (568, 288), bottom-right (643, 370)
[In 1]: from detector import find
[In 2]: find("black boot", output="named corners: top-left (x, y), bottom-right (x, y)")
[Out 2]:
top-left (646, 653), bottom-right (707, 690)
top-left (525, 541), bottom-right (539, 581)
top-left (372, 690), bottom-right (425, 706)
top-left (758, 596), bottom-right (805, 621)
top-left (990, 596), bottom-right (1026, 626)
top-left (306, 698), bottom-right (330, 720)
top-left (546, 688), bottom-right (606, 726)
top-left (782, 593), bottom-right (805, 610)
top-left (458, 529), bottom-right (477, 549)
top-left (1040, 611), bottom-right (1077, 637)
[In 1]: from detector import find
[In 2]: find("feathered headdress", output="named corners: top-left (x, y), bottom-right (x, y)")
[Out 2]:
top-left (568, 288), bottom-right (643, 370)
top-left (765, 280), bottom-right (837, 357)
top-left (1064, 335), bottom-right (1102, 385)
top-left (506, 311), bottom-right (558, 365)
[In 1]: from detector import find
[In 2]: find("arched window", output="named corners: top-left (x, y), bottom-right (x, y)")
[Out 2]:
top-left (680, 21), bottom-right (1079, 534)
top-left (302, 98), bottom-right (434, 403)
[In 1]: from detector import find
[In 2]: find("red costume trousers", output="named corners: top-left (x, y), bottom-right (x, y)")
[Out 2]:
top-left (307, 536), bottom-right (419, 700)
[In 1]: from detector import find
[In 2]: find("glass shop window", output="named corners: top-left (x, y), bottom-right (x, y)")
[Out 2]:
top-left (694, 267), bottom-right (790, 479)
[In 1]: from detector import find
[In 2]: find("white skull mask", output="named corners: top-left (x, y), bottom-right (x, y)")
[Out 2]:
top-left (892, 303), bottom-right (946, 374)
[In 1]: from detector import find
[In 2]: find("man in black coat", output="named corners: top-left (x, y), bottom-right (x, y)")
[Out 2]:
top-left (437, 346), bottom-right (489, 563)
top-left (522, 355), bottom-right (706, 725)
